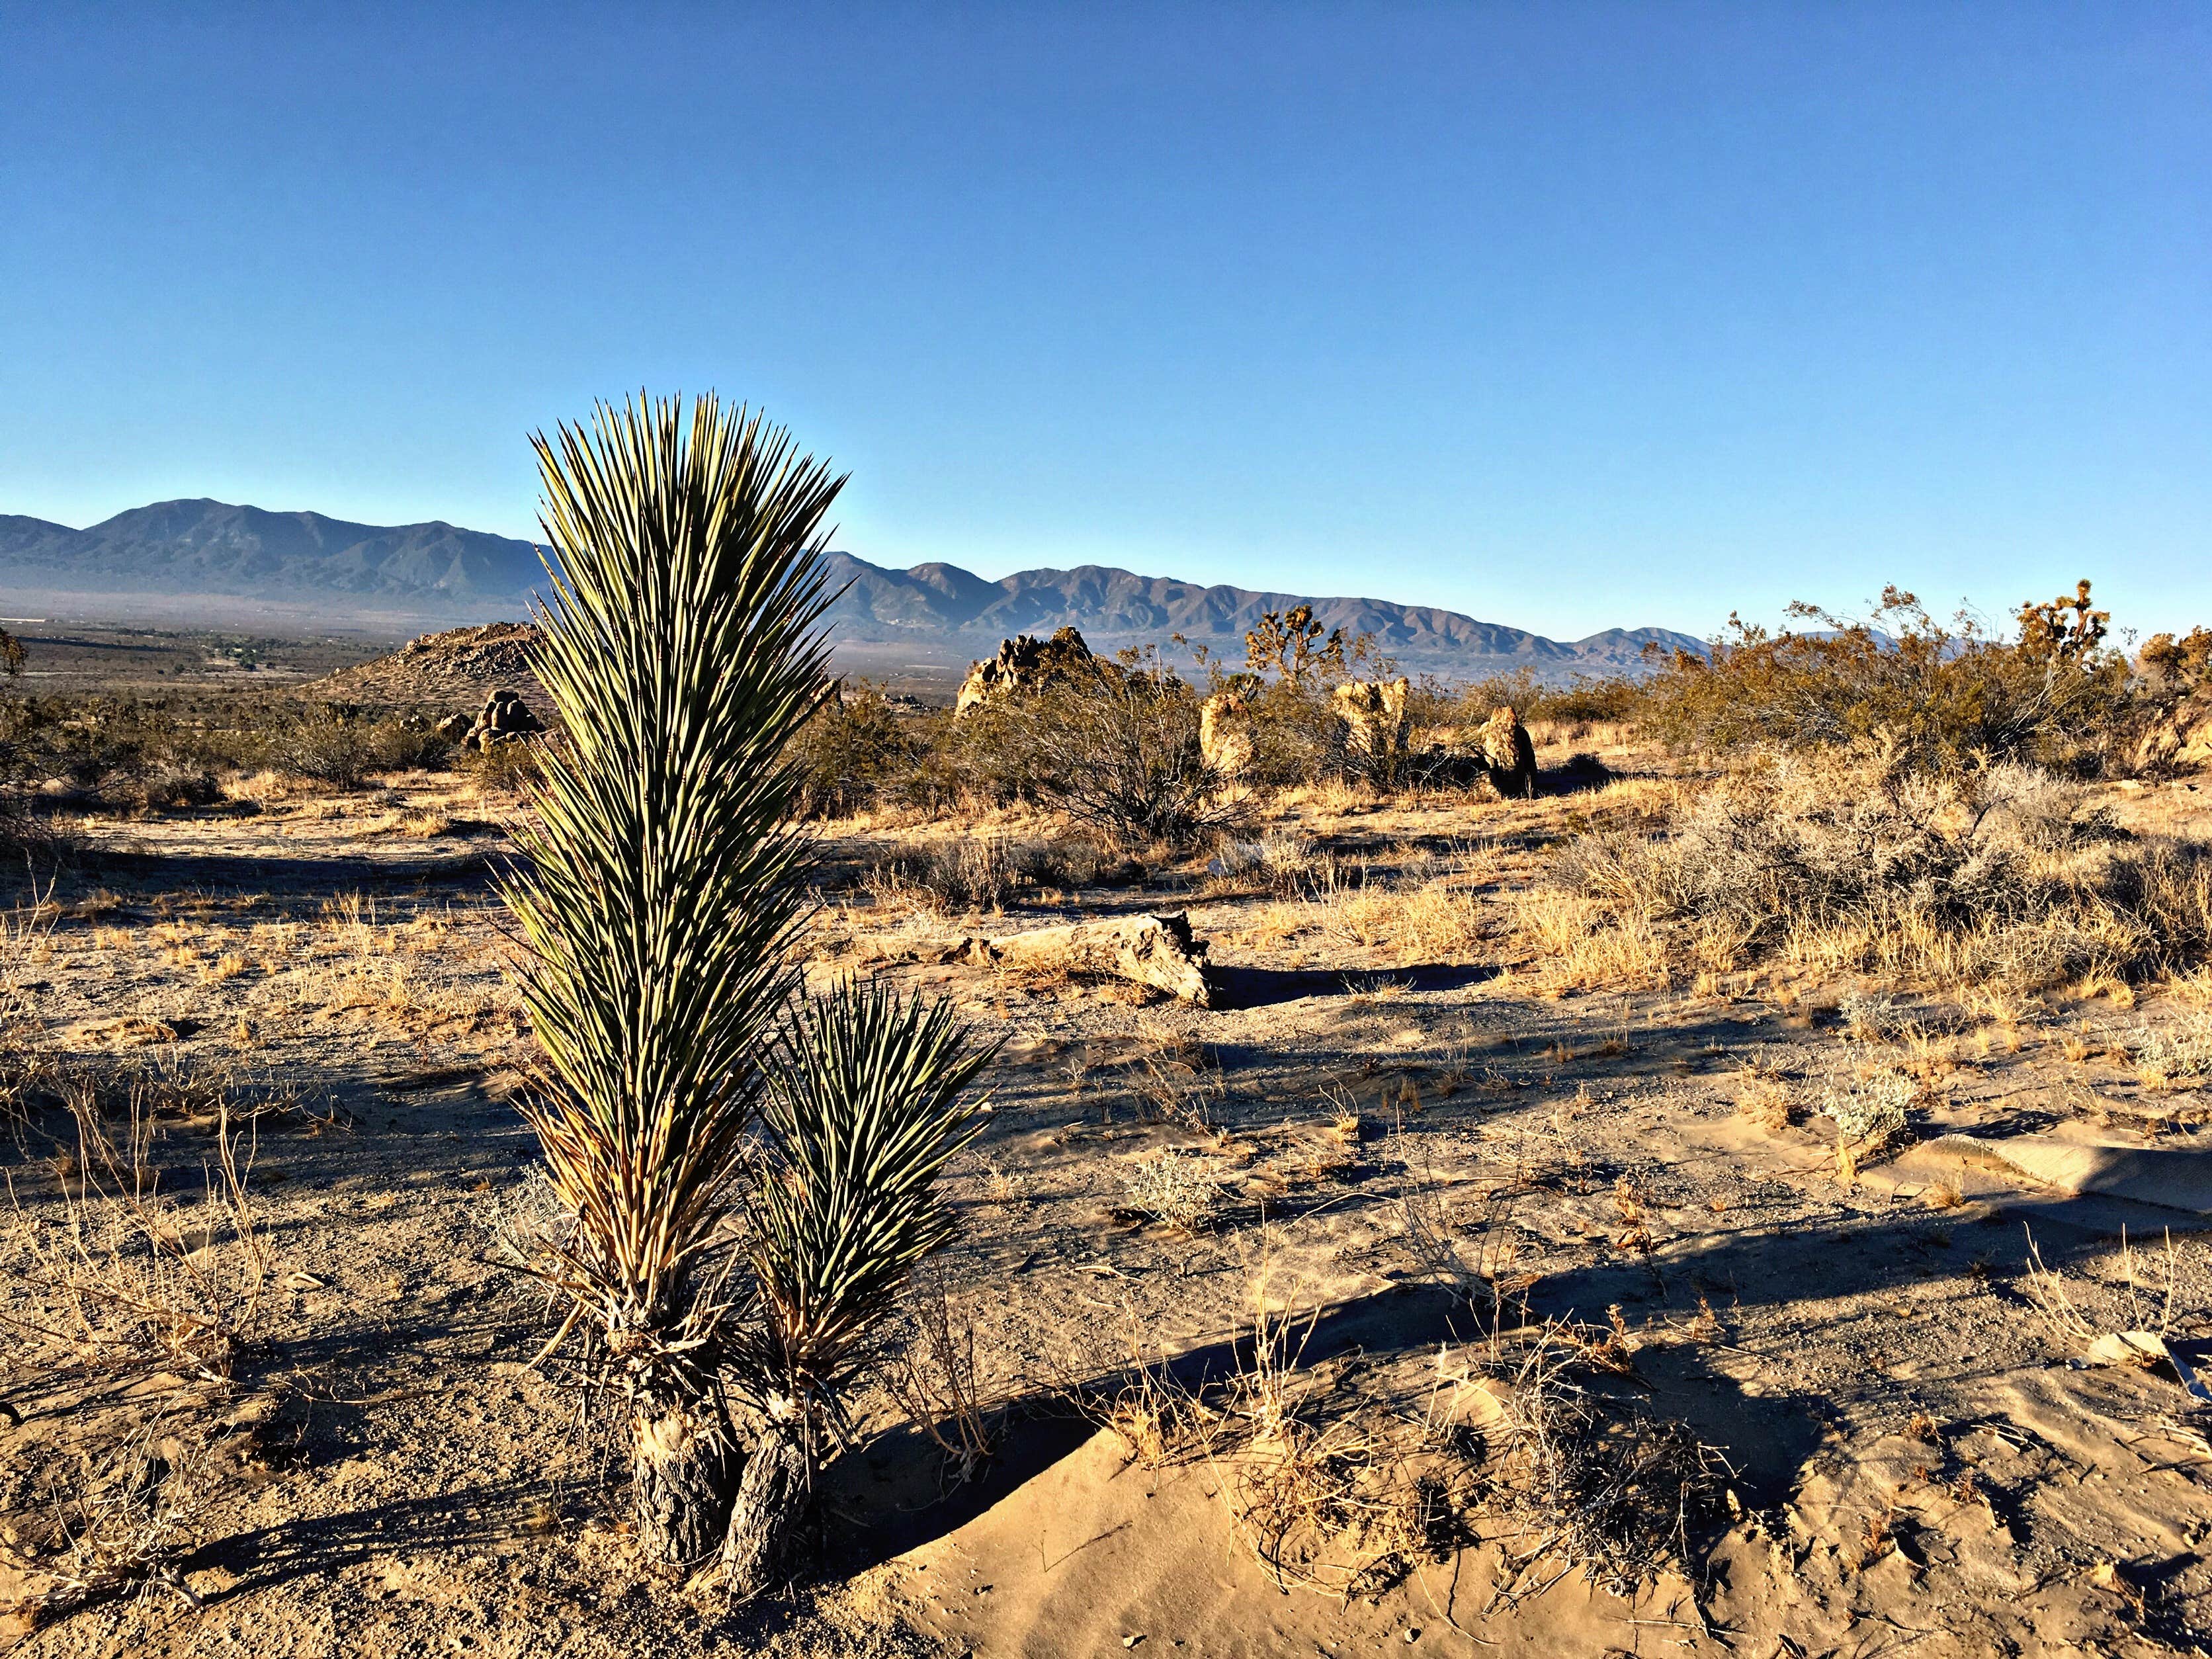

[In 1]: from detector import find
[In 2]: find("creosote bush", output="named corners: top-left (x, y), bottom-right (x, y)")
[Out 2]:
top-left (1640, 581), bottom-right (2132, 771)
top-left (974, 650), bottom-right (1246, 848)
top-left (788, 683), bottom-right (939, 819)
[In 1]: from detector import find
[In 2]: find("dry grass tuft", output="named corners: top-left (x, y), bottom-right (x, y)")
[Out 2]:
top-left (0, 1415), bottom-right (225, 1619)
top-left (1478, 1321), bottom-right (1730, 1603)
top-left (883, 1266), bottom-right (999, 1487)
top-left (2, 1107), bottom-right (272, 1390)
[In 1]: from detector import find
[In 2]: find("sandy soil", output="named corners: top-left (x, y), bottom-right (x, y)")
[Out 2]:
top-left (5, 750), bottom-right (2212, 1658)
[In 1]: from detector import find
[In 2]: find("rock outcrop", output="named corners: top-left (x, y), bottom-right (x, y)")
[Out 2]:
top-left (1477, 704), bottom-right (1539, 799)
top-left (310, 622), bottom-right (549, 718)
top-left (1198, 691), bottom-right (1255, 781)
top-left (1330, 677), bottom-right (1410, 767)
top-left (954, 627), bottom-right (1099, 719)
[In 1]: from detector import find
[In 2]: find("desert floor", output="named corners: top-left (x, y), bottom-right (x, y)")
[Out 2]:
top-left (5, 742), bottom-right (2212, 1658)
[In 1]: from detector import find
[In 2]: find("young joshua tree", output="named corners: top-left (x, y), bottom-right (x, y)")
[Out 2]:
top-left (504, 394), bottom-right (989, 1586)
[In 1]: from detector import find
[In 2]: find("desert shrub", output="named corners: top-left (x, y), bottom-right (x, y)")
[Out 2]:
top-left (864, 833), bottom-right (1100, 914)
top-left (271, 705), bottom-right (379, 787)
top-left (1117, 1150), bottom-right (1225, 1232)
top-left (1535, 749), bottom-right (2212, 992)
top-left (132, 759), bottom-right (224, 810)
top-left (1408, 667), bottom-right (1642, 733)
top-left (984, 651), bottom-right (1244, 848)
top-left (1, 697), bottom-right (193, 795)
top-left (271, 704), bottom-right (451, 787)
top-left (1481, 1324), bottom-right (1727, 1599)
top-left (1640, 582), bottom-right (2133, 770)
top-left (1817, 1065), bottom-right (1915, 1151)
top-left (362, 710), bottom-right (454, 772)
top-left (2130, 1009), bottom-right (2212, 1089)
top-left (1243, 676), bottom-right (1361, 787)
top-left (790, 683), bottom-right (938, 818)
top-left (455, 730), bottom-right (541, 794)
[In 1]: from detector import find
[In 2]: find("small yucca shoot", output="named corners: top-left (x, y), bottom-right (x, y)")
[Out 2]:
top-left (720, 982), bottom-right (993, 1589)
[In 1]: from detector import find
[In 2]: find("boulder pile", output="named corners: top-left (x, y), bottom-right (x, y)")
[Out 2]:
top-left (954, 627), bottom-right (1100, 718)
top-left (445, 688), bottom-right (544, 751)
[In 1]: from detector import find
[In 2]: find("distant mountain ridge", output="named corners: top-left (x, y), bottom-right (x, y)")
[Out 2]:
top-left (0, 499), bottom-right (542, 606)
top-left (0, 497), bottom-right (1702, 671)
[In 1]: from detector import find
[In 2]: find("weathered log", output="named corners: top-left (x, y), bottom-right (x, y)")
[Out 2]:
top-left (962, 911), bottom-right (1214, 1007)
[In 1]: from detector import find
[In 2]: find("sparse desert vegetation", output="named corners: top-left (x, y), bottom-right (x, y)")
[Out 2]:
top-left (8, 505), bottom-right (2212, 1658)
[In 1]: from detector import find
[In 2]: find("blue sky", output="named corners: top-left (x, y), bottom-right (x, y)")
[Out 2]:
top-left (2, 3), bottom-right (2205, 641)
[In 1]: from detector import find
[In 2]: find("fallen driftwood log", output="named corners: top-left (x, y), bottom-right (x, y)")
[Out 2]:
top-left (960, 912), bottom-right (1214, 1007)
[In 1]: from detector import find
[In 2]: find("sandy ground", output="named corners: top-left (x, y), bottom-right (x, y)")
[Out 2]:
top-left (6, 751), bottom-right (2212, 1658)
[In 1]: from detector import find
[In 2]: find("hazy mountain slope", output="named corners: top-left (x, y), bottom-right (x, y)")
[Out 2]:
top-left (0, 499), bottom-right (542, 605)
top-left (0, 499), bottom-right (1703, 668)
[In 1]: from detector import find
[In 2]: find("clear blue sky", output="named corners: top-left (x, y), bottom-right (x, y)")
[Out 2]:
top-left (3, 3), bottom-right (2205, 642)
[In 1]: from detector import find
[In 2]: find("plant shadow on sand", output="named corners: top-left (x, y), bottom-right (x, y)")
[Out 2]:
top-left (824, 1179), bottom-right (2212, 1584)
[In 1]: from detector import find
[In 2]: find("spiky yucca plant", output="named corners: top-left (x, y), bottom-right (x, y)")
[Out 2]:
top-left (504, 394), bottom-right (992, 1580)
top-left (720, 982), bottom-right (994, 1586)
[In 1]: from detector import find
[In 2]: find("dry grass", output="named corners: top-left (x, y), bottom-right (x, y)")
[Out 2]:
top-left (1510, 890), bottom-right (1672, 996)
top-left (1477, 1320), bottom-right (1729, 1603)
top-left (1, 1105), bottom-right (272, 1390)
top-left (861, 833), bottom-right (1101, 917)
top-left (1211, 1318), bottom-right (1472, 1601)
top-left (1314, 882), bottom-right (1486, 962)
top-left (2021, 1226), bottom-right (2181, 1346)
top-left (1540, 751), bottom-right (2212, 998)
top-left (1395, 1131), bottom-right (1535, 1315)
top-left (0, 1413), bottom-right (226, 1618)
top-left (883, 1266), bottom-right (999, 1487)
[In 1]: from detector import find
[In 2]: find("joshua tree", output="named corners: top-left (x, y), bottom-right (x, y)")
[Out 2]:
top-left (503, 394), bottom-right (990, 1588)
top-left (1244, 603), bottom-right (1344, 688)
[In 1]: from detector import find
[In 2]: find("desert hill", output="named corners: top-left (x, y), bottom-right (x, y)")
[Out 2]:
top-left (311, 622), bottom-right (545, 714)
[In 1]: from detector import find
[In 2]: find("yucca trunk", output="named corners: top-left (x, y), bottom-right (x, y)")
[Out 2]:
top-left (635, 1404), bottom-right (739, 1567)
top-left (720, 1422), bottom-right (810, 1594)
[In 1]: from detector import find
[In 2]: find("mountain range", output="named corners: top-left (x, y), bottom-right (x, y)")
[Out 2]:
top-left (0, 498), bottom-right (1702, 672)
